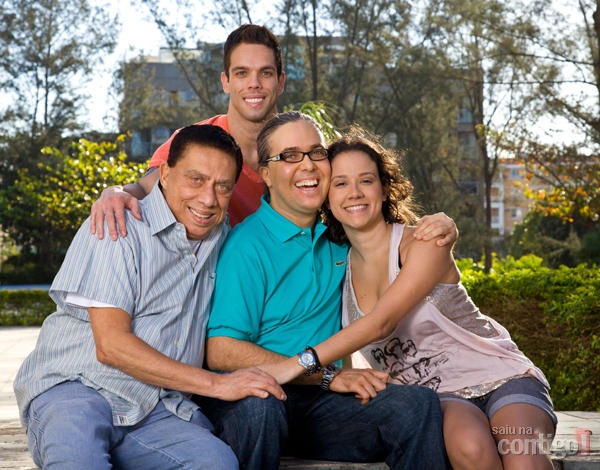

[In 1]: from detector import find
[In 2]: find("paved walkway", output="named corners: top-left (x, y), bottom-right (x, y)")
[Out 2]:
top-left (1, 327), bottom-right (599, 469)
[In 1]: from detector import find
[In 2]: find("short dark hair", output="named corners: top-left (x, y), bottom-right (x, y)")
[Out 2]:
top-left (168, 125), bottom-right (243, 181)
top-left (257, 111), bottom-right (323, 167)
top-left (223, 24), bottom-right (283, 78)
top-left (322, 125), bottom-right (419, 244)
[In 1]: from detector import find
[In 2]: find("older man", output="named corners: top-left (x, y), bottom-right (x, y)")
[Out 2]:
top-left (14, 125), bottom-right (284, 469)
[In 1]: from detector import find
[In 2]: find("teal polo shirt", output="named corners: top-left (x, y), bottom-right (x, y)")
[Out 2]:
top-left (207, 196), bottom-right (349, 357)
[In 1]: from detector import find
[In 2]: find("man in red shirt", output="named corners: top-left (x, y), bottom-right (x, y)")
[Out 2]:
top-left (91, 24), bottom-right (284, 238)
top-left (91, 24), bottom-right (455, 245)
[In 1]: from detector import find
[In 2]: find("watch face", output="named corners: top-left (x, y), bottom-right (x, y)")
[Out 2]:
top-left (299, 350), bottom-right (315, 367)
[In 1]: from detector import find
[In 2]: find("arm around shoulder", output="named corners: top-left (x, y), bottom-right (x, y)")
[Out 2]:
top-left (89, 169), bottom-right (159, 240)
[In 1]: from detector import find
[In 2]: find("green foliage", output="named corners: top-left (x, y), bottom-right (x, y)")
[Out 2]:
top-left (458, 254), bottom-right (600, 411)
top-left (509, 211), bottom-right (598, 268)
top-left (285, 101), bottom-right (341, 142)
top-left (0, 0), bottom-right (118, 187)
top-left (0, 290), bottom-right (54, 326)
top-left (0, 136), bottom-right (146, 280)
top-left (508, 138), bottom-right (600, 226)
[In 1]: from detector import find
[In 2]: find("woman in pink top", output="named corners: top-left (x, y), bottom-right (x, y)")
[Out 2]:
top-left (274, 126), bottom-right (556, 470)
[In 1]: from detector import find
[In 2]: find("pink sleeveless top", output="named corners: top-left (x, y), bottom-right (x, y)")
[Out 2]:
top-left (341, 223), bottom-right (548, 397)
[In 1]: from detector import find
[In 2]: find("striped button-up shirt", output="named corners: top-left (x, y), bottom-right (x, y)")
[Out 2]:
top-left (14, 182), bottom-right (228, 427)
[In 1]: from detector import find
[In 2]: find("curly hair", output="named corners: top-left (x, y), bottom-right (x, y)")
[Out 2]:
top-left (322, 125), bottom-right (419, 244)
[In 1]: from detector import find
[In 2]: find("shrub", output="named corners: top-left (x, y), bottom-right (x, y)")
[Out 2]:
top-left (0, 290), bottom-right (54, 326)
top-left (459, 254), bottom-right (600, 411)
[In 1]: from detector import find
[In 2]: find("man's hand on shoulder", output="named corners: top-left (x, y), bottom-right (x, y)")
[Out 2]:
top-left (211, 367), bottom-right (287, 401)
top-left (329, 369), bottom-right (389, 404)
top-left (413, 212), bottom-right (458, 247)
top-left (90, 185), bottom-right (142, 241)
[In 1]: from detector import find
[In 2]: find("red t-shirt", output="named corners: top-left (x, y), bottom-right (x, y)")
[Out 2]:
top-left (148, 115), bottom-right (265, 226)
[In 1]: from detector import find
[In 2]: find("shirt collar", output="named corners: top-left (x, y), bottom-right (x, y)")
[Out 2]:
top-left (141, 181), bottom-right (178, 236)
top-left (143, 181), bottom-right (230, 244)
top-left (256, 195), bottom-right (327, 243)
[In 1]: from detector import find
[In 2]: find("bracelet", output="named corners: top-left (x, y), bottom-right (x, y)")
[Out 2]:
top-left (305, 346), bottom-right (322, 370)
top-left (320, 364), bottom-right (342, 390)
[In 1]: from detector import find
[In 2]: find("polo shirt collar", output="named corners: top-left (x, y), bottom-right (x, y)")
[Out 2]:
top-left (257, 195), bottom-right (327, 243)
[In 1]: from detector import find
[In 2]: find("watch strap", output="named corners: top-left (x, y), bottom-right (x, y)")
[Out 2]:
top-left (305, 346), bottom-right (322, 370)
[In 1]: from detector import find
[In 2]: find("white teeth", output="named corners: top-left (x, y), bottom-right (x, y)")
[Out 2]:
top-left (296, 179), bottom-right (318, 188)
top-left (190, 207), bottom-right (210, 219)
top-left (346, 204), bottom-right (367, 212)
top-left (246, 98), bottom-right (263, 103)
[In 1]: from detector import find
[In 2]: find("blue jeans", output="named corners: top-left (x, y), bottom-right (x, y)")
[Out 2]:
top-left (26, 381), bottom-right (238, 469)
top-left (198, 383), bottom-right (448, 470)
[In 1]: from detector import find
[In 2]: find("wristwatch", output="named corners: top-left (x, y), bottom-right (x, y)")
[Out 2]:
top-left (297, 346), bottom-right (321, 375)
top-left (320, 364), bottom-right (342, 390)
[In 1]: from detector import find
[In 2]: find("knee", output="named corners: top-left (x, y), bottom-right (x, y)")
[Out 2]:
top-left (386, 384), bottom-right (442, 416)
top-left (234, 395), bottom-right (287, 429)
top-left (447, 436), bottom-right (500, 470)
top-left (35, 395), bottom-right (110, 435)
top-left (197, 439), bottom-right (238, 470)
top-left (28, 399), bottom-right (112, 469)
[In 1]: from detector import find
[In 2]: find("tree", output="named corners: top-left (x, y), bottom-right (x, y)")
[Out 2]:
top-left (116, 57), bottom-right (202, 159)
top-left (530, 0), bottom-right (600, 146)
top-left (420, 0), bottom-right (546, 270)
top-left (514, 139), bottom-right (600, 225)
top-left (0, 0), bottom-right (118, 185)
top-left (0, 136), bottom-right (145, 281)
top-left (509, 212), bottom-right (584, 268)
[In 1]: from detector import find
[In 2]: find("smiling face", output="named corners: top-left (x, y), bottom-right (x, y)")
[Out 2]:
top-left (328, 150), bottom-right (387, 232)
top-left (259, 119), bottom-right (330, 228)
top-left (221, 43), bottom-right (285, 124)
top-left (160, 144), bottom-right (238, 240)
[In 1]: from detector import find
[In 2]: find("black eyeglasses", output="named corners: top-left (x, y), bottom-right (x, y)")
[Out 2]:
top-left (265, 148), bottom-right (328, 163)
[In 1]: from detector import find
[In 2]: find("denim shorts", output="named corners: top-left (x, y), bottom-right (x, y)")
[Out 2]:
top-left (439, 376), bottom-right (557, 427)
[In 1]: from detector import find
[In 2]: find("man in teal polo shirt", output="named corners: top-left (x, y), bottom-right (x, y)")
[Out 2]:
top-left (206, 191), bottom-right (346, 354)
top-left (202, 112), bottom-right (452, 470)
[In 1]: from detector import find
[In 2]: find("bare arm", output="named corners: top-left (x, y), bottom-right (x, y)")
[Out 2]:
top-left (89, 306), bottom-right (286, 401)
top-left (206, 335), bottom-right (388, 402)
top-left (413, 211), bottom-right (458, 246)
top-left (90, 169), bottom-right (159, 241)
top-left (270, 234), bottom-right (458, 384)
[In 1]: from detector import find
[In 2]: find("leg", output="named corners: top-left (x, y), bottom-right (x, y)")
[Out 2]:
top-left (25, 381), bottom-right (119, 470)
top-left (490, 403), bottom-right (555, 470)
top-left (112, 401), bottom-right (238, 470)
top-left (441, 400), bottom-right (502, 470)
top-left (487, 376), bottom-right (556, 470)
top-left (195, 394), bottom-right (288, 470)
top-left (284, 384), bottom-right (448, 470)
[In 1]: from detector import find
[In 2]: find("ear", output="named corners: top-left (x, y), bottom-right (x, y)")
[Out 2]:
top-left (221, 71), bottom-right (230, 94)
top-left (277, 71), bottom-right (286, 95)
top-left (159, 162), bottom-right (170, 188)
top-left (259, 165), bottom-right (272, 188)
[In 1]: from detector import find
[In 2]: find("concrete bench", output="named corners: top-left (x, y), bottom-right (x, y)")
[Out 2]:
top-left (3, 420), bottom-right (600, 469)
